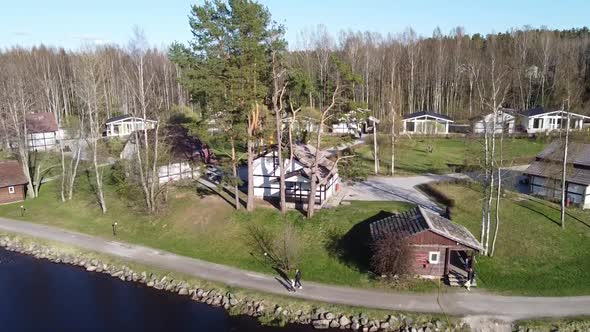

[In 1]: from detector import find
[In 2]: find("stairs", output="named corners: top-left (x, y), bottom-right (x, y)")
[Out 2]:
top-left (446, 270), bottom-right (477, 288)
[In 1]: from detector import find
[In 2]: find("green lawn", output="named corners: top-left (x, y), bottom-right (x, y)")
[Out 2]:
top-left (0, 171), bottom-right (433, 291)
top-left (432, 182), bottom-right (590, 296)
top-left (355, 137), bottom-right (547, 176)
top-left (2, 164), bottom-right (588, 295)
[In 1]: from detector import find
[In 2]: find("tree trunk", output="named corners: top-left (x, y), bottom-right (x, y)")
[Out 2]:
top-left (247, 137), bottom-right (255, 212)
top-left (230, 136), bottom-right (240, 210)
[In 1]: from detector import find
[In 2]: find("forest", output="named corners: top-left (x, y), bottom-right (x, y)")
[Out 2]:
top-left (1, 0), bottom-right (589, 219)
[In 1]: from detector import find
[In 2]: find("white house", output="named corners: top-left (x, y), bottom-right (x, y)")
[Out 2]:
top-left (331, 108), bottom-right (370, 136)
top-left (524, 140), bottom-right (590, 209)
top-left (472, 108), bottom-right (516, 134)
top-left (120, 126), bottom-right (208, 184)
top-left (103, 114), bottom-right (157, 138)
top-left (25, 112), bottom-right (62, 151)
top-left (519, 107), bottom-right (590, 134)
top-left (402, 111), bottom-right (454, 135)
top-left (252, 143), bottom-right (340, 208)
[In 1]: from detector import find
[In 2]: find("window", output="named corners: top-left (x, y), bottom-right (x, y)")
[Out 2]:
top-left (8, 186), bottom-right (15, 194)
top-left (428, 251), bottom-right (440, 264)
top-left (406, 122), bottom-right (415, 132)
top-left (533, 118), bottom-right (542, 129)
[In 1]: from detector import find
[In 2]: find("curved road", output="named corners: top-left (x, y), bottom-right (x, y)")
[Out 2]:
top-left (0, 217), bottom-right (589, 320)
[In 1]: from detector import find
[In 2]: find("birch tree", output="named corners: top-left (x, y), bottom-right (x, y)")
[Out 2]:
top-left (75, 51), bottom-right (108, 214)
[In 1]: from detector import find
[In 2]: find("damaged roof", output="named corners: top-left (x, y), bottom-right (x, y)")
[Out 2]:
top-left (25, 112), bottom-right (58, 133)
top-left (370, 206), bottom-right (483, 251)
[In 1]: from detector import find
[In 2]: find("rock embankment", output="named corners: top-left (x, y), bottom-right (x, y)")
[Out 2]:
top-left (0, 235), bottom-right (462, 331)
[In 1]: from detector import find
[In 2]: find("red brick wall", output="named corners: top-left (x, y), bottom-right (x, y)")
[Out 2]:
top-left (0, 185), bottom-right (25, 204)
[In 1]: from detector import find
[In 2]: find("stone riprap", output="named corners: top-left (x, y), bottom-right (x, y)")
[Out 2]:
top-left (0, 235), bottom-right (458, 331)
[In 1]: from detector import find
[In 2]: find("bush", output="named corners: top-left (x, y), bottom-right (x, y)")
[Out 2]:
top-left (370, 232), bottom-right (412, 278)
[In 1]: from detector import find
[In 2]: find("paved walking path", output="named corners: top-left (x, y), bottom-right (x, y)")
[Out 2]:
top-left (0, 217), bottom-right (589, 320)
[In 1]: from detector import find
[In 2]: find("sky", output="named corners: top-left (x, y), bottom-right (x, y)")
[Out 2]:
top-left (2, 0), bottom-right (590, 50)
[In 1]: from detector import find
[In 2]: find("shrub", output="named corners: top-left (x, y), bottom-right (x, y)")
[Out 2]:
top-left (370, 232), bottom-right (412, 278)
top-left (246, 221), bottom-right (301, 272)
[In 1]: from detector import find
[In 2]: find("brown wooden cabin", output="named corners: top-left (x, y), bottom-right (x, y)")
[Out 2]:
top-left (370, 206), bottom-right (483, 280)
top-left (0, 160), bottom-right (28, 204)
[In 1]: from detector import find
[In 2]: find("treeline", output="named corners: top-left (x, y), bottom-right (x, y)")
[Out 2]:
top-left (0, 30), bottom-right (188, 213)
top-left (289, 26), bottom-right (590, 121)
top-left (0, 39), bottom-right (187, 131)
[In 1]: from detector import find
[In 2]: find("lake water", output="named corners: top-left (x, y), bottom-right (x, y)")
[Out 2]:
top-left (0, 248), bottom-right (330, 332)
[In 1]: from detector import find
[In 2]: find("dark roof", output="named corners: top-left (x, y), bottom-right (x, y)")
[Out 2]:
top-left (369, 206), bottom-right (483, 250)
top-left (536, 140), bottom-right (590, 166)
top-left (520, 106), bottom-right (552, 117)
top-left (402, 111), bottom-right (453, 122)
top-left (524, 140), bottom-right (590, 185)
top-left (0, 160), bottom-right (28, 187)
top-left (105, 114), bottom-right (134, 123)
top-left (468, 108), bottom-right (517, 121)
top-left (125, 125), bottom-right (208, 164)
top-left (525, 161), bottom-right (590, 186)
top-left (25, 112), bottom-right (58, 133)
top-left (520, 107), bottom-right (590, 119)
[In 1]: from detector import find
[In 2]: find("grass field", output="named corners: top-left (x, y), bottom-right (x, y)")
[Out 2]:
top-left (355, 136), bottom-right (548, 176)
top-left (0, 169), bottom-right (434, 291)
top-left (432, 182), bottom-right (590, 296)
top-left (1, 162), bottom-right (588, 295)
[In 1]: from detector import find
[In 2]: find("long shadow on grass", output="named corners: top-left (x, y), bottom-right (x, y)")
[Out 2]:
top-left (515, 199), bottom-right (561, 227)
top-left (325, 210), bottom-right (393, 274)
top-left (516, 197), bottom-right (590, 230)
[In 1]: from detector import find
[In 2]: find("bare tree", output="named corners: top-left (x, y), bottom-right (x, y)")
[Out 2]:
top-left (75, 50), bottom-right (108, 214)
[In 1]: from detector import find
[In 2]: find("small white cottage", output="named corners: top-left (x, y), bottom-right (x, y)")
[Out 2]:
top-left (519, 107), bottom-right (590, 134)
top-left (25, 112), bottom-right (61, 151)
top-left (472, 108), bottom-right (516, 134)
top-left (103, 114), bottom-right (157, 138)
top-left (331, 108), bottom-right (369, 136)
top-left (402, 111), bottom-right (453, 135)
top-left (120, 126), bottom-right (209, 184)
top-left (252, 143), bottom-right (340, 208)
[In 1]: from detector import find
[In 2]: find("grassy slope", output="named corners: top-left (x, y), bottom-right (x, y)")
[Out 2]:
top-left (0, 173), bottom-right (433, 290)
top-left (356, 137), bottom-right (547, 175)
top-left (433, 182), bottom-right (590, 296)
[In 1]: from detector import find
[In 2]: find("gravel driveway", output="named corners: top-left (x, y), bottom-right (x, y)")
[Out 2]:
top-left (344, 174), bottom-right (468, 213)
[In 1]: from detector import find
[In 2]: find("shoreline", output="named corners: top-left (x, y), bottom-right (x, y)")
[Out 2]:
top-left (0, 232), bottom-right (457, 332)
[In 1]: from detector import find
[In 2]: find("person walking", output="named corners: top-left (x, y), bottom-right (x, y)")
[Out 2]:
top-left (293, 269), bottom-right (302, 290)
top-left (465, 266), bottom-right (473, 291)
top-left (112, 221), bottom-right (118, 237)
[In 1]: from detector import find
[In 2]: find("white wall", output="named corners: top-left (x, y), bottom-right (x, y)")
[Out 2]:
top-left (27, 132), bottom-right (57, 151)
top-left (473, 112), bottom-right (515, 134)
top-left (252, 152), bottom-right (340, 204)
top-left (106, 119), bottom-right (156, 137)
top-left (525, 112), bottom-right (586, 134)
top-left (403, 118), bottom-right (449, 134)
top-left (158, 162), bottom-right (200, 184)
